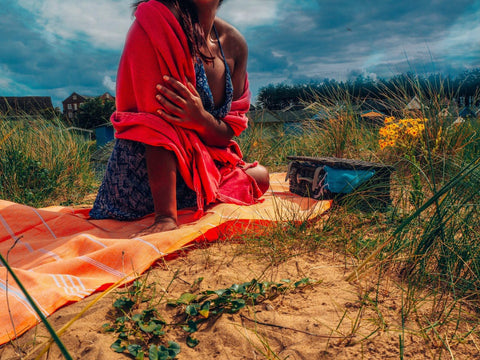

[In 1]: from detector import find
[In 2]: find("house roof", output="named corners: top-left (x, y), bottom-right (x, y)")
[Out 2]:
top-left (65, 126), bottom-right (94, 133)
top-left (0, 96), bottom-right (54, 115)
top-left (459, 106), bottom-right (476, 118)
top-left (361, 110), bottom-right (385, 118)
top-left (62, 92), bottom-right (92, 104)
top-left (405, 95), bottom-right (422, 110)
top-left (99, 92), bottom-right (115, 101)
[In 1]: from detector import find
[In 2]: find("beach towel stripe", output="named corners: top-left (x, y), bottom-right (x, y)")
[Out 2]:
top-left (50, 274), bottom-right (92, 298)
top-left (0, 279), bottom-right (47, 319)
top-left (0, 213), bottom-right (34, 253)
top-left (31, 208), bottom-right (56, 239)
top-left (16, 239), bottom-right (34, 253)
top-left (79, 255), bottom-right (126, 278)
top-left (133, 237), bottom-right (164, 255)
top-left (0, 214), bottom-right (18, 243)
top-left (82, 234), bottom-right (107, 248)
top-left (38, 249), bottom-right (62, 262)
top-left (66, 274), bottom-right (93, 295)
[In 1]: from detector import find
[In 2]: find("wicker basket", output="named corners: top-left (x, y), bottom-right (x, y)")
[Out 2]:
top-left (286, 156), bottom-right (395, 210)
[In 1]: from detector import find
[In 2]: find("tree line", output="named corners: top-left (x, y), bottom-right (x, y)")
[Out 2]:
top-left (71, 69), bottom-right (480, 128)
top-left (256, 69), bottom-right (480, 110)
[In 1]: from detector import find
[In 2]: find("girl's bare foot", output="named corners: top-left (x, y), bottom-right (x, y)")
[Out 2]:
top-left (131, 216), bottom-right (178, 237)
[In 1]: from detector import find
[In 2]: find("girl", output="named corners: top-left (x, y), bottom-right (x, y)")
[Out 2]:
top-left (90, 0), bottom-right (269, 234)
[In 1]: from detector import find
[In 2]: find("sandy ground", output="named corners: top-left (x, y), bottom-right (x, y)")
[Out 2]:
top-left (1, 240), bottom-right (480, 360)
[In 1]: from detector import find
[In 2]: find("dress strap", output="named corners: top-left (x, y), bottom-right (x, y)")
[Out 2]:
top-left (213, 25), bottom-right (228, 68)
top-left (194, 24), bottom-right (233, 119)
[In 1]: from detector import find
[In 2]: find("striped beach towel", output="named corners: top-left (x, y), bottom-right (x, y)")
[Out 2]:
top-left (0, 173), bottom-right (331, 344)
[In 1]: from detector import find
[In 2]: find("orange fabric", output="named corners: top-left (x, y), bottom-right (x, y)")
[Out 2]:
top-left (0, 173), bottom-right (331, 345)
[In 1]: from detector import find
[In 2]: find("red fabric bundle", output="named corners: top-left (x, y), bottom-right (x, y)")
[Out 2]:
top-left (111, 0), bottom-right (261, 212)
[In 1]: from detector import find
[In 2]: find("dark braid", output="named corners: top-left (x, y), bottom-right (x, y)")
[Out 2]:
top-left (132, 0), bottom-right (215, 63)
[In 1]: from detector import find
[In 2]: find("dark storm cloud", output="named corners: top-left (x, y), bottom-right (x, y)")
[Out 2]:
top-left (237, 0), bottom-right (478, 95)
top-left (1, 0), bottom-right (479, 106)
top-left (0, 2), bottom-right (122, 107)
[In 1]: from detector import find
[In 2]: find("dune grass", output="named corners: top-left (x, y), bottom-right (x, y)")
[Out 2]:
top-left (0, 116), bottom-right (97, 207)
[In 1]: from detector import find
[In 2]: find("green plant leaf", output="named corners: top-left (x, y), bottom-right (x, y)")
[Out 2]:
top-left (110, 339), bottom-right (126, 353)
top-left (294, 278), bottom-right (312, 287)
top-left (149, 344), bottom-right (159, 360)
top-left (230, 299), bottom-right (246, 313)
top-left (115, 316), bottom-right (127, 324)
top-left (177, 292), bottom-right (197, 305)
top-left (181, 319), bottom-right (198, 333)
top-left (153, 324), bottom-right (165, 336)
top-left (229, 283), bottom-right (240, 293)
top-left (213, 289), bottom-right (227, 296)
top-left (140, 321), bottom-right (160, 333)
top-left (185, 304), bottom-right (199, 316)
top-left (113, 297), bottom-right (135, 311)
top-left (102, 323), bottom-right (114, 332)
top-left (249, 293), bottom-right (261, 301)
top-left (186, 335), bottom-right (200, 348)
top-left (132, 313), bottom-right (143, 323)
top-left (167, 341), bottom-right (181, 356)
top-left (155, 345), bottom-right (170, 360)
top-left (214, 296), bottom-right (229, 306)
top-left (199, 301), bottom-right (210, 318)
top-left (127, 344), bottom-right (143, 357)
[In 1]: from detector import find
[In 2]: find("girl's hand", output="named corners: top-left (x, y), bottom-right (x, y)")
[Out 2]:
top-left (155, 75), bottom-right (208, 131)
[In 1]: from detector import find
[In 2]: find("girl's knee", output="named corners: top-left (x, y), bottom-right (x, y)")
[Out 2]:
top-left (246, 164), bottom-right (270, 195)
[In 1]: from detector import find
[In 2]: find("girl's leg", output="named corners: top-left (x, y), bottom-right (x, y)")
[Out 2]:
top-left (142, 145), bottom-right (178, 233)
top-left (245, 164), bottom-right (270, 195)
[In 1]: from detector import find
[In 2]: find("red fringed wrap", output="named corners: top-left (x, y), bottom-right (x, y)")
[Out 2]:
top-left (111, 0), bottom-right (262, 213)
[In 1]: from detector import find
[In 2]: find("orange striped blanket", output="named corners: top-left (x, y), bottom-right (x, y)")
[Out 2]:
top-left (0, 173), bottom-right (331, 345)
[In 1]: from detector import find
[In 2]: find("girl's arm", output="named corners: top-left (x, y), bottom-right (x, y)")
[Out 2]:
top-left (155, 19), bottom-right (249, 147)
top-left (155, 76), bottom-right (234, 147)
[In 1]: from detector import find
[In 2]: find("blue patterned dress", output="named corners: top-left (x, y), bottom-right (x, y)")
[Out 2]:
top-left (90, 26), bottom-right (234, 220)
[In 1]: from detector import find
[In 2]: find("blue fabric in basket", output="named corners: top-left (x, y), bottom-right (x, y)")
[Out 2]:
top-left (324, 165), bottom-right (375, 194)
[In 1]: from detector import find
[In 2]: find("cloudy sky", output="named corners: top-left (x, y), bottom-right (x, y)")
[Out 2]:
top-left (1, 0), bottom-right (479, 109)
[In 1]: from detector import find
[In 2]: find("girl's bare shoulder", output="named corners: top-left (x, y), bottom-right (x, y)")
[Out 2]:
top-left (214, 18), bottom-right (248, 58)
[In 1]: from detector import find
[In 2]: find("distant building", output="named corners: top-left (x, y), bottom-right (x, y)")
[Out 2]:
top-left (248, 105), bottom-right (311, 134)
top-left (0, 96), bottom-right (55, 119)
top-left (404, 95), bottom-right (427, 117)
top-left (62, 92), bottom-right (91, 122)
top-left (95, 123), bottom-right (115, 148)
top-left (62, 92), bottom-right (115, 122)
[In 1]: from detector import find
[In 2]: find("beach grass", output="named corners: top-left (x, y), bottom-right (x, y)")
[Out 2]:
top-left (0, 116), bottom-right (97, 207)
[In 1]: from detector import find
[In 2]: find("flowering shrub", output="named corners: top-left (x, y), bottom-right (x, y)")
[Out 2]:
top-left (378, 116), bottom-right (427, 152)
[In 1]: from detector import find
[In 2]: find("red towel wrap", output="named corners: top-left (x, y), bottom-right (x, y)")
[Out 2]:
top-left (111, 0), bottom-right (260, 212)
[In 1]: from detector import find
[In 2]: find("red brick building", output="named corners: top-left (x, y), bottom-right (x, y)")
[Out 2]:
top-left (62, 92), bottom-right (115, 122)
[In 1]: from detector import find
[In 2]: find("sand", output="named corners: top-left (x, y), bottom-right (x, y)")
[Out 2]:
top-left (1, 240), bottom-right (479, 359)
